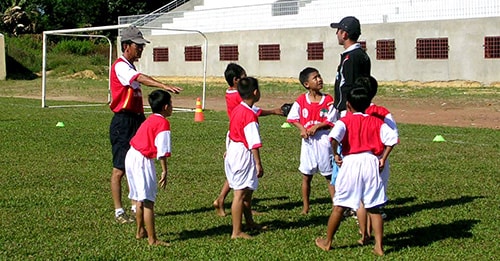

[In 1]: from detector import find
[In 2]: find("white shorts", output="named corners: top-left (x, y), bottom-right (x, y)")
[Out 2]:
top-left (333, 152), bottom-right (387, 210)
top-left (125, 147), bottom-right (158, 202)
top-left (299, 130), bottom-right (332, 176)
top-left (224, 141), bottom-right (258, 191)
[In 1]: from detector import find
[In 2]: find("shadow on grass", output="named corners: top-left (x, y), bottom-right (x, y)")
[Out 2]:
top-left (157, 196), bottom-right (294, 216)
top-left (385, 219), bottom-right (479, 253)
top-left (385, 195), bottom-right (484, 221)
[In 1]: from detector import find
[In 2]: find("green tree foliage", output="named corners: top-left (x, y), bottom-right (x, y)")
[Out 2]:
top-left (1, 0), bottom-right (174, 34)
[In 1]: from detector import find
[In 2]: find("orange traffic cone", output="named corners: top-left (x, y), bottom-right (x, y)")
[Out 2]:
top-left (194, 97), bottom-right (204, 122)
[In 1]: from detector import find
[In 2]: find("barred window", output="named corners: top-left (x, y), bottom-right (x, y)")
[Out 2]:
top-left (307, 42), bottom-right (324, 60)
top-left (153, 48), bottom-right (169, 62)
top-left (259, 44), bottom-right (280, 61)
top-left (416, 38), bottom-right (449, 59)
top-left (219, 45), bottom-right (239, 61)
top-left (185, 46), bottom-right (202, 62)
top-left (376, 39), bottom-right (396, 60)
top-left (358, 40), bottom-right (367, 51)
top-left (484, 36), bottom-right (500, 59)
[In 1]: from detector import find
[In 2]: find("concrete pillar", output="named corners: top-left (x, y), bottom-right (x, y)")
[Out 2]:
top-left (0, 34), bottom-right (5, 80)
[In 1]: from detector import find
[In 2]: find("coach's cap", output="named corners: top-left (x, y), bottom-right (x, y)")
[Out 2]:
top-left (121, 25), bottom-right (150, 44)
top-left (330, 16), bottom-right (361, 36)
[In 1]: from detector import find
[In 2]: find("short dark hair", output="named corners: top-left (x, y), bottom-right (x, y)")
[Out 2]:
top-left (120, 40), bottom-right (133, 52)
top-left (347, 87), bottom-right (371, 112)
top-left (148, 90), bottom-right (172, 113)
top-left (224, 63), bottom-right (245, 86)
top-left (354, 76), bottom-right (378, 100)
top-left (237, 77), bottom-right (259, 99)
top-left (299, 67), bottom-right (319, 87)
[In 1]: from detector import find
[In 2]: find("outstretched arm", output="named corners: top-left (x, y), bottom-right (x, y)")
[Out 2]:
top-left (137, 74), bottom-right (183, 94)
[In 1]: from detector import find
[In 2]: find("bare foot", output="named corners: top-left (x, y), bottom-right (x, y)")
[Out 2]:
top-left (357, 238), bottom-right (370, 246)
top-left (315, 237), bottom-right (331, 251)
top-left (136, 231), bottom-right (148, 240)
top-left (251, 209), bottom-right (264, 216)
top-left (213, 199), bottom-right (226, 217)
top-left (231, 232), bottom-right (252, 239)
top-left (244, 223), bottom-right (268, 232)
top-left (372, 248), bottom-right (384, 256)
top-left (301, 208), bottom-right (309, 215)
top-left (149, 239), bottom-right (171, 247)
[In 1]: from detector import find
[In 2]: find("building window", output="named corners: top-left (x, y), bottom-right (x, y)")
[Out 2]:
top-left (185, 46), bottom-right (202, 62)
top-left (484, 36), bottom-right (500, 59)
top-left (307, 42), bottom-right (324, 60)
top-left (416, 38), bottom-right (449, 59)
top-left (219, 45), bottom-right (239, 61)
top-left (376, 39), bottom-right (396, 60)
top-left (259, 44), bottom-right (280, 61)
top-left (153, 48), bottom-right (169, 62)
top-left (358, 40), bottom-right (367, 51)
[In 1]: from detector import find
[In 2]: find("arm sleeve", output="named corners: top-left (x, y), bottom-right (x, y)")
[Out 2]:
top-left (243, 122), bottom-right (262, 149)
top-left (380, 124), bottom-right (398, 146)
top-left (155, 130), bottom-right (171, 159)
top-left (328, 120), bottom-right (346, 142)
top-left (115, 61), bottom-right (140, 88)
top-left (286, 102), bottom-right (301, 123)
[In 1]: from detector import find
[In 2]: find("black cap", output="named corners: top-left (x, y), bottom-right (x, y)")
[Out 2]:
top-left (330, 16), bottom-right (361, 36)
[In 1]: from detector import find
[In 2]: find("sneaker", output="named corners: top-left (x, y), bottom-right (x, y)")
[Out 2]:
top-left (115, 212), bottom-right (134, 224)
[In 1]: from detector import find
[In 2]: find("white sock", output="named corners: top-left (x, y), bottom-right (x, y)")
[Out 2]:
top-left (115, 208), bottom-right (125, 217)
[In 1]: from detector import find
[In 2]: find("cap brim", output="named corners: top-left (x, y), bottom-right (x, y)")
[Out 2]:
top-left (330, 23), bottom-right (340, 28)
top-left (132, 38), bottom-right (150, 44)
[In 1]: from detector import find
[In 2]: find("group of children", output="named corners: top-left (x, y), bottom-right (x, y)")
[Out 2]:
top-left (123, 62), bottom-right (398, 256)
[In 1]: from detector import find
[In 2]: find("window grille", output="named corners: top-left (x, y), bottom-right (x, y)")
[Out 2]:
top-left (153, 48), bottom-right (169, 62)
top-left (416, 38), bottom-right (449, 59)
top-left (258, 44), bottom-right (280, 61)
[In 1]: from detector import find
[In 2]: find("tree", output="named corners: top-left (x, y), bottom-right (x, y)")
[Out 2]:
top-left (2, 0), bottom-right (40, 35)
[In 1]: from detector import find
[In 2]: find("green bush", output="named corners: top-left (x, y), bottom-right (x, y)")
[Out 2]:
top-left (52, 39), bottom-right (97, 55)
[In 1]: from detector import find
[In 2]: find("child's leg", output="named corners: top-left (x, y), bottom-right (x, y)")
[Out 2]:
top-left (135, 201), bottom-right (147, 239)
top-left (356, 201), bottom-right (370, 245)
top-left (231, 189), bottom-right (251, 239)
top-left (301, 174), bottom-right (313, 214)
top-left (213, 179), bottom-right (230, 217)
top-left (367, 208), bottom-right (384, 256)
top-left (315, 205), bottom-right (345, 251)
top-left (143, 200), bottom-right (170, 246)
top-left (324, 175), bottom-right (335, 202)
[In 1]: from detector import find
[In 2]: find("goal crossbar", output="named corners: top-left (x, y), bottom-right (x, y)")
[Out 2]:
top-left (41, 24), bottom-right (208, 109)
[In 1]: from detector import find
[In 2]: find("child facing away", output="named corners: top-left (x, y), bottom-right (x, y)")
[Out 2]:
top-left (213, 63), bottom-right (283, 217)
top-left (287, 67), bottom-right (338, 215)
top-left (124, 89), bottom-right (173, 246)
top-left (315, 87), bottom-right (398, 256)
top-left (224, 77), bottom-right (266, 239)
top-left (354, 76), bottom-right (399, 242)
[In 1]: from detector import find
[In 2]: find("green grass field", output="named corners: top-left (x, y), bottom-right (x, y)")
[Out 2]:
top-left (0, 91), bottom-right (498, 259)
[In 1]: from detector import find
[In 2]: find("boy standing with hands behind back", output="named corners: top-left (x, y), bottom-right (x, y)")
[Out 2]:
top-left (287, 67), bottom-right (338, 215)
top-left (225, 77), bottom-right (265, 239)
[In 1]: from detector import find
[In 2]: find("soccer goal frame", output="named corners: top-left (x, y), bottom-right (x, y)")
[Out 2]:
top-left (41, 24), bottom-right (208, 109)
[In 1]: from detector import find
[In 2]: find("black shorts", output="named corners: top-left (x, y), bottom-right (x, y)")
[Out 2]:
top-left (109, 111), bottom-right (145, 170)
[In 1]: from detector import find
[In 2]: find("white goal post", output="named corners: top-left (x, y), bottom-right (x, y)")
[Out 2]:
top-left (41, 24), bottom-right (208, 109)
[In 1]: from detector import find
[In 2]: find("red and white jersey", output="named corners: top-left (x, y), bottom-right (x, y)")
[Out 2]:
top-left (225, 89), bottom-right (262, 119)
top-left (328, 112), bottom-right (398, 156)
top-left (130, 114), bottom-right (171, 159)
top-left (228, 102), bottom-right (262, 150)
top-left (109, 56), bottom-right (143, 113)
top-left (287, 92), bottom-right (337, 130)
